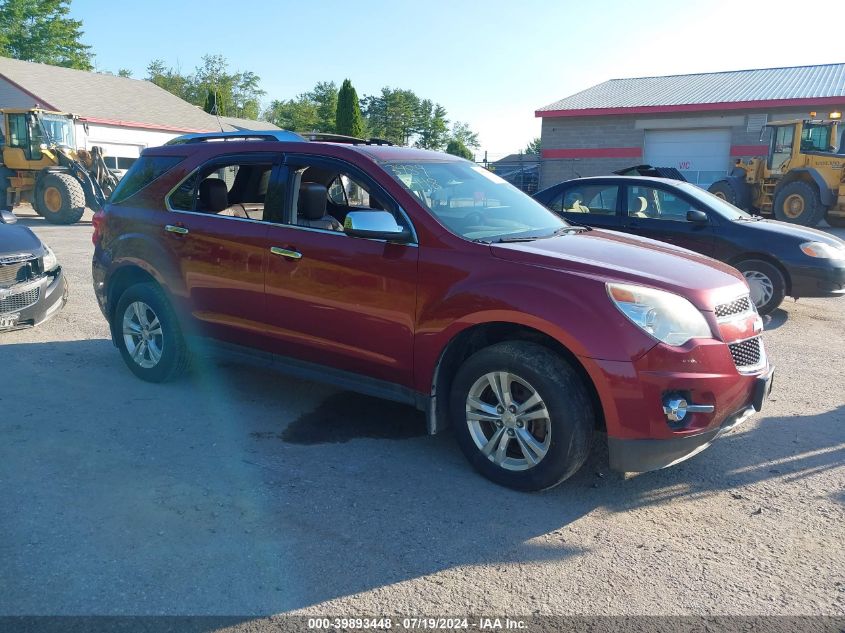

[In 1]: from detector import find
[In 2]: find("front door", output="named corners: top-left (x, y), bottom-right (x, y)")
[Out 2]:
top-left (621, 183), bottom-right (715, 256)
top-left (262, 156), bottom-right (419, 387)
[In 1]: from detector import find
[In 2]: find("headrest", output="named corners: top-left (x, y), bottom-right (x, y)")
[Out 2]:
top-left (298, 182), bottom-right (328, 220)
top-left (199, 178), bottom-right (228, 213)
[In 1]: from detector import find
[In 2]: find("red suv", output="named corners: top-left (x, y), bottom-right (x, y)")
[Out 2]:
top-left (92, 131), bottom-right (774, 491)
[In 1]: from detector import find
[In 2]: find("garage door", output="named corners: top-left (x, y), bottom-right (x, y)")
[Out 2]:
top-left (643, 128), bottom-right (731, 187)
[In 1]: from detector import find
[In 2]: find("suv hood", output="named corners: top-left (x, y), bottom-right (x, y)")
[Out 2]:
top-left (491, 229), bottom-right (747, 311)
top-left (0, 223), bottom-right (42, 256)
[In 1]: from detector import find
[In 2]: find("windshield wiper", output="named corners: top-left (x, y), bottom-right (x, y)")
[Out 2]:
top-left (547, 225), bottom-right (590, 236)
top-left (735, 215), bottom-right (764, 221)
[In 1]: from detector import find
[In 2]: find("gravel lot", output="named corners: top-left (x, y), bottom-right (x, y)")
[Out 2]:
top-left (1, 205), bottom-right (843, 620)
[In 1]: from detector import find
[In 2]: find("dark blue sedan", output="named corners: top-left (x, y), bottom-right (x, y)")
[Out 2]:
top-left (533, 176), bottom-right (845, 314)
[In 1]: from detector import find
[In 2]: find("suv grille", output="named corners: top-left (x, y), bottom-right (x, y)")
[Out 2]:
top-left (0, 287), bottom-right (40, 313)
top-left (0, 260), bottom-right (35, 287)
top-left (715, 296), bottom-right (752, 319)
top-left (729, 337), bottom-right (762, 370)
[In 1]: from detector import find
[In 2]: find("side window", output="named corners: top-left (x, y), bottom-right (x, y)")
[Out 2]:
top-left (110, 155), bottom-right (184, 204)
top-left (552, 184), bottom-right (618, 215)
top-left (285, 161), bottom-right (402, 234)
top-left (7, 114), bottom-right (27, 148)
top-left (627, 186), bottom-right (692, 221)
top-left (167, 159), bottom-right (275, 221)
top-left (770, 125), bottom-right (794, 169)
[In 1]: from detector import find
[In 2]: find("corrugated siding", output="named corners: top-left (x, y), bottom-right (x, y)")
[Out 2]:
top-left (538, 64), bottom-right (845, 112)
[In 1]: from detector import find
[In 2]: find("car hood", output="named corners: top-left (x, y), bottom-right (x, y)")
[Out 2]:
top-left (733, 218), bottom-right (845, 246)
top-left (491, 229), bottom-right (747, 311)
top-left (0, 223), bottom-right (42, 256)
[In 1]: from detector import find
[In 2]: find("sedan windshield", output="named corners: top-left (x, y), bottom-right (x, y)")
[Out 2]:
top-left (384, 161), bottom-right (567, 241)
top-left (675, 181), bottom-right (753, 220)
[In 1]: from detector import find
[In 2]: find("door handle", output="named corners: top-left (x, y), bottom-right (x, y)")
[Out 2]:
top-left (165, 224), bottom-right (189, 235)
top-left (270, 246), bottom-right (302, 260)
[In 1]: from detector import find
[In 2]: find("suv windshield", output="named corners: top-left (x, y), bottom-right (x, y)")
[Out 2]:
top-left (384, 161), bottom-right (566, 241)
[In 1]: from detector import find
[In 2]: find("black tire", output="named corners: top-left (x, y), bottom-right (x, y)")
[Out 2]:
top-left (449, 341), bottom-right (593, 491)
top-left (735, 259), bottom-right (786, 315)
top-left (34, 172), bottom-right (86, 225)
top-left (772, 181), bottom-right (825, 227)
top-left (825, 210), bottom-right (845, 228)
top-left (113, 282), bottom-right (190, 383)
top-left (708, 179), bottom-right (741, 207)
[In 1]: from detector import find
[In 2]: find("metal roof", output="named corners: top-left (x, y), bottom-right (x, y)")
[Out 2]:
top-left (537, 63), bottom-right (845, 117)
top-left (0, 56), bottom-right (231, 132)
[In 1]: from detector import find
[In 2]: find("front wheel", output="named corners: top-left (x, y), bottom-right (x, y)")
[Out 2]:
top-left (113, 282), bottom-right (190, 382)
top-left (450, 341), bottom-right (593, 491)
top-left (735, 259), bottom-right (786, 315)
top-left (35, 172), bottom-right (86, 225)
top-left (772, 181), bottom-right (824, 227)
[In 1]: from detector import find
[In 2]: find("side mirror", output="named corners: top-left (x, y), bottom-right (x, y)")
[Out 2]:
top-left (344, 210), bottom-right (412, 243)
top-left (0, 208), bottom-right (17, 224)
top-left (687, 209), bottom-right (708, 224)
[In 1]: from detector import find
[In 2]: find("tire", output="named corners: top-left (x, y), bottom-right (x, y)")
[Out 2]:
top-left (113, 282), bottom-right (190, 382)
top-left (735, 259), bottom-right (786, 315)
top-left (772, 181), bottom-right (825, 227)
top-left (34, 172), bottom-right (86, 225)
top-left (708, 179), bottom-right (742, 207)
top-left (449, 341), bottom-right (593, 491)
top-left (825, 210), bottom-right (845, 228)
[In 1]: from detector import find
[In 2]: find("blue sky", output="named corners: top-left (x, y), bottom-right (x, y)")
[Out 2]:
top-left (72, 0), bottom-right (843, 159)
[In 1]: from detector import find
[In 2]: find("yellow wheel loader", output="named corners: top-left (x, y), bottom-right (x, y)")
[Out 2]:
top-left (708, 113), bottom-right (845, 227)
top-left (0, 108), bottom-right (118, 224)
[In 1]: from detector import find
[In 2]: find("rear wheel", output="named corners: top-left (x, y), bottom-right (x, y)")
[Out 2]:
top-left (113, 282), bottom-right (190, 382)
top-left (35, 172), bottom-right (86, 225)
top-left (825, 210), bottom-right (845, 228)
top-left (735, 259), bottom-right (786, 315)
top-left (450, 341), bottom-right (593, 491)
top-left (773, 181), bottom-right (824, 227)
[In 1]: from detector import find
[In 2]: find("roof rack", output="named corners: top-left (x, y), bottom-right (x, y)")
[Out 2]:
top-left (165, 130), bottom-right (305, 145)
top-left (303, 132), bottom-right (394, 146)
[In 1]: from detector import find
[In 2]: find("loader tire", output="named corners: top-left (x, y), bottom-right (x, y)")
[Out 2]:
top-left (773, 181), bottom-right (824, 227)
top-left (35, 172), bottom-right (86, 225)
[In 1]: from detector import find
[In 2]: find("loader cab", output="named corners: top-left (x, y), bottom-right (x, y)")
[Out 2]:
top-left (1, 109), bottom-right (76, 169)
top-left (4, 111), bottom-right (44, 161)
top-left (764, 118), bottom-right (840, 171)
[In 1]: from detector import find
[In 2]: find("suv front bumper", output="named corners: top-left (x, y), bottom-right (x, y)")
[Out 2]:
top-left (607, 367), bottom-right (773, 471)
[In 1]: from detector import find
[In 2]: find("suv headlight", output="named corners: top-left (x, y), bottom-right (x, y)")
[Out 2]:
top-left (800, 241), bottom-right (845, 260)
top-left (42, 244), bottom-right (59, 272)
top-left (607, 283), bottom-right (712, 346)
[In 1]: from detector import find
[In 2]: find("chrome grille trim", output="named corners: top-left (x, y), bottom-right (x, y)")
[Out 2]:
top-left (728, 336), bottom-right (766, 373)
top-left (0, 286), bottom-right (40, 314)
top-left (715, 295), bottom-right (754, 321)
top-left (0, 260), bottom-right (35, 287)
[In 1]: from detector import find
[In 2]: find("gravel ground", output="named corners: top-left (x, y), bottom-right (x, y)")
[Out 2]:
top-left (1, 206), bottom-right (843, 620)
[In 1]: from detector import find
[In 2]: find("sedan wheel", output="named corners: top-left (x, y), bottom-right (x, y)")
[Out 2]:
top-left (466, 371), bottom-right (551, 471)
top-left (743, 270), bottom-right (774, 309)
top-left (122, 301), bottom-right (164, 369)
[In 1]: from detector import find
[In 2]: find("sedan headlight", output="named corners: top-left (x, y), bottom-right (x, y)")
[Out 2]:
top-left (42, 244), bottom-right (59, 271)
top-left (607, 283), bottom-right (712, 346)
top-left (800, 241), bottom-right (845, 260)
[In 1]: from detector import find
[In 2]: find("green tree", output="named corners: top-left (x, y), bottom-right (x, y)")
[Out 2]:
top-left (446, 139), bottom-right (474, 160)
top-left (414, 100), bottom-right (449, 150)
top-left (525, 137), bottom-right (541, 155)
top-left (450, 121), bottom-right (480, 149)
top-left (264, 96), bottom-right (319, 132)
top-left (336, 79), bottom-right (364, 137)
top-left (146, 59), bottom-right (192, 101)
top-left (117, 68), bottom-right (132, 78)
top-left (306, 81), bottom-right (337, 133)
top-left (363, 87), bottom-right (420, 145)
top-left (0, 0), bottom-right (92, 69)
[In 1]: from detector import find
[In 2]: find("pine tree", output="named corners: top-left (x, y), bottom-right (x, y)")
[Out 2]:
top-left (336, 79), bottom-right (364, 138)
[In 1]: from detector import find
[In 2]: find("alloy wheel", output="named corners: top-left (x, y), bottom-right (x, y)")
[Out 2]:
top-left (122, 301), bottom-right (164, 369)
top-left (465, 371), bottom-right (551, 471)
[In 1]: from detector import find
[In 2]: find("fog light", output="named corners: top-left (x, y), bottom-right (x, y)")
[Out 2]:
top-left (662, 395), bottom-right (714, 422)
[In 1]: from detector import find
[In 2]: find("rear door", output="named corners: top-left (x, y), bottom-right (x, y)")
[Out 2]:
top-left (540, 181), bottom-right (623, 231)
top-left (159, 153), bottom-right (281, 349)
top-left (621, 182), bottom-right (715, 256)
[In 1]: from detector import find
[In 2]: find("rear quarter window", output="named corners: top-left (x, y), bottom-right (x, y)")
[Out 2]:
top-left (109, 155), bottom-right (184, 204)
